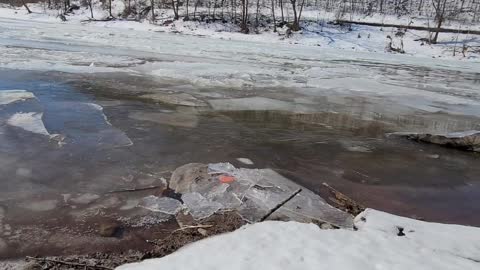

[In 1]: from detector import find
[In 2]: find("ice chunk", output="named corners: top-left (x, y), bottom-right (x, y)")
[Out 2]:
top-left (7, 112), bottom-right (51, 136)
top-left (0, 90), bottom-right (35, 105)
top-left (237, 158), bottom-right (254, 165)
top-left (208, 162), bottom-right (236, 175)
top-left (139, 196), bottom-right (183, 215)
top-left (182, 192), bottom-right (223, 220)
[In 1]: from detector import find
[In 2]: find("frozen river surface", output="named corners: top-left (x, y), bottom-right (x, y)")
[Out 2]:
top-left (0, 17), bottom-right (479, 258)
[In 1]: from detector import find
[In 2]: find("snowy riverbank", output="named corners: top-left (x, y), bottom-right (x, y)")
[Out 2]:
top-left (1, 3), bottom-right (479, 61)
top-left (117, 209), bottom-right (480, 270)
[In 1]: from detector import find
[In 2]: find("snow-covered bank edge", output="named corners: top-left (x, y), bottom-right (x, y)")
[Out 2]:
top-left (117, 208), bottom-right (480, 270)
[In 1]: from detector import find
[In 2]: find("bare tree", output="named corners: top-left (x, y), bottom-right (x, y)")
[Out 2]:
top-left (431, 0), bottom-right (448, 43)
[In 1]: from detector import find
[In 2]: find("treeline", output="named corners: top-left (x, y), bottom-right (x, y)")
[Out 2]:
top-left (6, 0), bottom-right (480, 37)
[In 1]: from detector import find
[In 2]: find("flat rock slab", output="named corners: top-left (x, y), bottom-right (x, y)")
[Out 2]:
top-left (389, 131), bottom-right (480, 152)
top-left (168, 162), bottom-right (354, 228)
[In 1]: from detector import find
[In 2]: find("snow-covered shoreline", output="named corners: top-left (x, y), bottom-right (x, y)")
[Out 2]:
top-left (117, 208), bottom-right (480, 270)
top-left (1, 3), bottom-right (479, 61)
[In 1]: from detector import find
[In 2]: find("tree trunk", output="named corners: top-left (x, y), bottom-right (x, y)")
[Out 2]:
top-left (213, 0), bottom-right (218, 20)
top-left (241, 0), bottom-right (249, 33)
top-left (290, 0), bottom-right (298, 30)
top-left (271, 0), bottom-right (276, 32)
top-left (432, 17), bottom-right (443, 43)
top-left (109, 0), bottom-right (113, 17)
top-left (194, 0), bottom-right (200, 19)
top-left (150, 0), bottom-right (155, 21)
top-left (88, 0), bottom-right (94, 18)
top-left (171, 0), bottom-right (179, 20)
top-left (255, 0), bottom-right (260, 27)
top-left (280, 0), bottom-right (284, 22)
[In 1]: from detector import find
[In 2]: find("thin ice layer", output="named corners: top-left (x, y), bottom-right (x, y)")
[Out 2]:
top-left (182, 192), bottom-right (223, 220)
top-left (139, 196), bottom-right (183, 215)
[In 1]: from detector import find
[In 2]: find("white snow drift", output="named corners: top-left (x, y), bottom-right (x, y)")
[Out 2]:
top-left (117, 209), bottom-right (480, 270)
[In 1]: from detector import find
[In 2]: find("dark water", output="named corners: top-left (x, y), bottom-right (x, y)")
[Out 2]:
top-left (0, 68), bottom-right (479, 258)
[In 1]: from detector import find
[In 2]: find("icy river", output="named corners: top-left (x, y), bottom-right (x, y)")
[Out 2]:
top-left (0, 17), bottom-right (479, 258)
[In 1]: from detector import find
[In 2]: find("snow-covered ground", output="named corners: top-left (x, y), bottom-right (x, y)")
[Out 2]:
top-left (0, 3), bottom-right (479, 60)
top-left (117, 209), bottom-right (480, 270)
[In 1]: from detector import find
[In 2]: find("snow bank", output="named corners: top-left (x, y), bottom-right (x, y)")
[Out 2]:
top-left (117, 209), bottom-right (480, 270)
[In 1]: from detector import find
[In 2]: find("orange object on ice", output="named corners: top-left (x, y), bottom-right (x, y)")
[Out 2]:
top-left (219, 175), bottom-right (235, 183)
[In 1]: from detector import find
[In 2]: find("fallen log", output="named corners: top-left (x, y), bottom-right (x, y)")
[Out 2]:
top-left (333, 20), bottom-right (480, 35)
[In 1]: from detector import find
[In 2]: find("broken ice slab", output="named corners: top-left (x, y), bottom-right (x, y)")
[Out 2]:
top-left (388, 131), bottom-right (480, 152)
top-left (7, 112), bottom-right (51, 137)
top-left (0, 90), bottom-right (35, 105)
top-left (139, 196), bottom-right (183, 215)
top-left (182, 192), bottom-right (223, 220)
top-left (170, 162), bottom-right (354, 228)
top-left (232, 168), bottom-right (354, 228)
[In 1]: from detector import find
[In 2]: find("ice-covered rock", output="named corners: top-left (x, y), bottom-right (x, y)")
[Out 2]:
top-left (169, 163), bottom-right (211, 193)
top-left (389, 130), bottom-right (480, 152)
